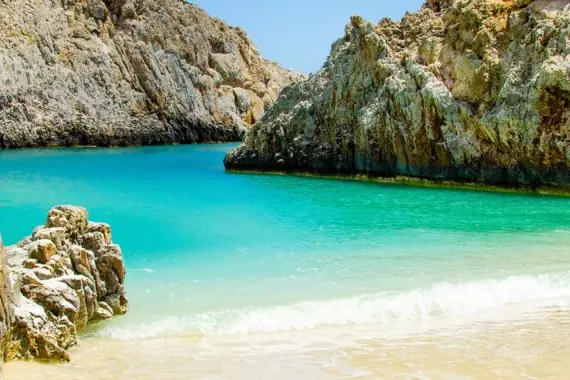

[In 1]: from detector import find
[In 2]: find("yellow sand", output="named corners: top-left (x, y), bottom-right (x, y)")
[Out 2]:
top-left (5, 307), bottom-right (570, 379)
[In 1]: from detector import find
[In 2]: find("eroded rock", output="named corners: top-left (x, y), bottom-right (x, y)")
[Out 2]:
top-left (2, 206), bottom-right (128, 362)
top-left (0, 237), bottom-right (15, 364)
top-left (28, 240), bottom-right (57, 264)
top-left (0, 0), bottom-right (305, 148)
top-left (225, 0), bottom-right (570, 189)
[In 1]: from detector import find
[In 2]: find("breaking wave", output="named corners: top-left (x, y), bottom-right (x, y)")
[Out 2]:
top-left (98, 272), bottom-right (570, 340)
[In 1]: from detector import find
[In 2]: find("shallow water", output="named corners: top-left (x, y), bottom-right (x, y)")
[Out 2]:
top-left (7, 307), bottom-right (570, 379)
top-left (2, 144), bottom-right (570, 379)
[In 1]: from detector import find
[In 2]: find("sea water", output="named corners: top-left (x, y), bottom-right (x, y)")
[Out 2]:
top-left (3, 144), bottom-right (570, 379)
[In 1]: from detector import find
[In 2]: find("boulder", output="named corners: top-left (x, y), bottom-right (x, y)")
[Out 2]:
top-left (3, 205), bottom-right (128, 362)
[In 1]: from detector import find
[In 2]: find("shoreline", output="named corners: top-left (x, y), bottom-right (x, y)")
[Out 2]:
top-left (225, 168), bottom-right (570, 198)
top-left (5, 304), bottom-right (570, 379)
top-left (3, 146), bottom-right (570, 378)
top-left (3, 143), bottom-right (569, 196)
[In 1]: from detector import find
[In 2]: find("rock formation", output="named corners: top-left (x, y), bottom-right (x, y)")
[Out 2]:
top-left (225, 0), bottom-right (570, 189)
top-left (0, 0), bottom-right (304, 148)
top-left (0, 237), bottom-right (14, 366)
top-left (0, 206), bottom-right (127, 362)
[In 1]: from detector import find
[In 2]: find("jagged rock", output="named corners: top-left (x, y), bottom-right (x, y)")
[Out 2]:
top-left (85, 222), bottom-right (111, 244)
top-left (28, 240), bottom-right (57, 264)
top-left (46, 206), bottom-right (88, 236)
top-left (225, 0), bottom-right (570, 189)
top-left (2, 206), bottom-right (128, 362)
top-left (0, 237), bottom-right (15, 364)
top-left (93, 304), bottom-right (113, 320)
top-left (10, 297), bottom-right (73, 362)
top-left (32, 227), bottom-right (65, 250)
top-left (0, 0), bottom-right (305, 148)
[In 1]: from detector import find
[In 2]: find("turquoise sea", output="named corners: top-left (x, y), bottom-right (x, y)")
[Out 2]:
top-left (3, 144), bottom-right (570, 378)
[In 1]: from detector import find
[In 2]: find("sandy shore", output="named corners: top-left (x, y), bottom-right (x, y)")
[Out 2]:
top-left (5, 305), bottom-right (570, 379)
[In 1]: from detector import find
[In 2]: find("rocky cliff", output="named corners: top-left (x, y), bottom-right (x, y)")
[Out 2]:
top-left (225, 0), bottom-right (570, 189)
top-left (0, 0), bottom-right (303, 148)
top-left (0, 206), bottom-right (127, 363)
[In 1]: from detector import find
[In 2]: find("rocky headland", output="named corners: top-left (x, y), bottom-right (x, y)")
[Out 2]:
top-left (225, 0), bottom-right (570, 189)
top-left (0, 0), bottom-right (304, 148)
top-left (0, 205), bottom-right (127, 367)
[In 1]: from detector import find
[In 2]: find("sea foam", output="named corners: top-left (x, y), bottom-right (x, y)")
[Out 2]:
top-left (98, 272), bottom-right (570, 340)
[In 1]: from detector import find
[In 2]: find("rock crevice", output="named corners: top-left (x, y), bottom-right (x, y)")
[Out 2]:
top-left (225, 0), bottom-right (570, 189)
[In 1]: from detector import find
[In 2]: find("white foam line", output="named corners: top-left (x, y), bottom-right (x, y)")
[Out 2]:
top-left (98, 272), bottom-right (570, 340)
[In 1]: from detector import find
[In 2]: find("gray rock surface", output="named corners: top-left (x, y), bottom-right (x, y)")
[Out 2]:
top-left (225, 0), bottom-right (570, 189)
top-left (1, 206), bottom-right (127, 362)
top-left (0, 0), bottom-right (304, 148)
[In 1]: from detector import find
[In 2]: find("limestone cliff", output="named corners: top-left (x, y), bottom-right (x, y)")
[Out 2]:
top-left (0, 0), bottom-right (303, 148)
top-left (225, 0), bottom-right (570, 189)
top-left (1, 206), bottom-right (127, 362)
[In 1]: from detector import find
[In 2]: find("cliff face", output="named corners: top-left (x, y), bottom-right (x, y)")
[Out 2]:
top-left (225, 0), bottom-right (570, 189)
top-left (1, 206), bottom-right (127, 362)
top-left (0, 0), bottom-right (303, 148)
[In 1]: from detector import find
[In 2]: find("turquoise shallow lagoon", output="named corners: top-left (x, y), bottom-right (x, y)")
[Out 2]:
top-left (3, 144), bottom-right (570, 378)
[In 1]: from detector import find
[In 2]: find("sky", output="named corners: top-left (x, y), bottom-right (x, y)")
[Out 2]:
top-left (192, 1), bottom-right (424, 74)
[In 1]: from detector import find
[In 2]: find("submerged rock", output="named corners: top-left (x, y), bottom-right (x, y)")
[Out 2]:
top-left (225, 0), bottom-right (570, 189)
top-left (0, 206), bottom-right (128, 362)
top-left (0, 0), bottom-right (304, 148)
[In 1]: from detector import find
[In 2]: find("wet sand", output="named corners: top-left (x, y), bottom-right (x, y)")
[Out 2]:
top-left (5, 306), bottom-right (570, 379)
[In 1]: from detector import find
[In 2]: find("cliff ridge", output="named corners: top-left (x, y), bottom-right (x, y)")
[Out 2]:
top-left (225, 0), bottom-right (570, 189)
top-left (0, 0), bottom-right (304, 147)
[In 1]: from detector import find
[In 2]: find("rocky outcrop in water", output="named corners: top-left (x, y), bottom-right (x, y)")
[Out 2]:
top-left (0, 0), bottom-right (304, 148)
top-left (226, 0), bottom-right (570, 189)
top-left (1, 206), bottom-right (127, 362)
